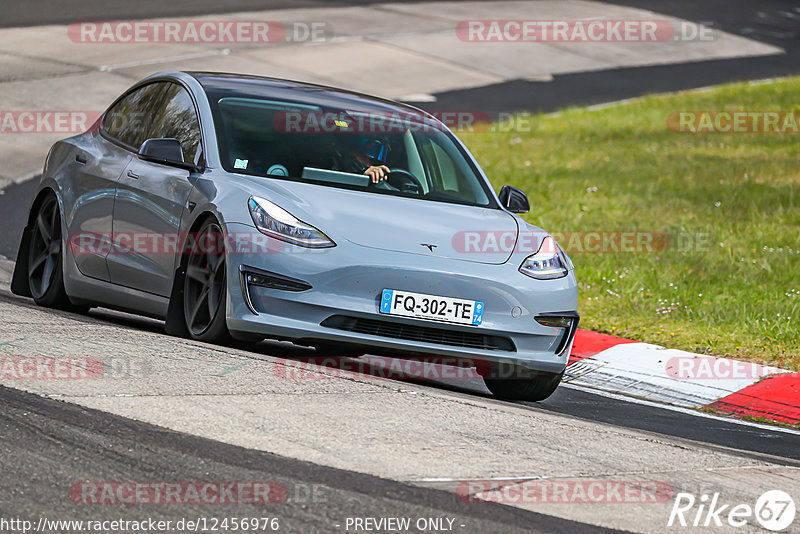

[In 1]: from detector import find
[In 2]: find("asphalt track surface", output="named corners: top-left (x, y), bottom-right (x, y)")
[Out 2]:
top-left (430, 0), bottom-right (800, 115)
top-left (1, 385), bottom-right (618, 534)
top-left (0, 0), bottom-right (491, 29)
top-left (1, 1), bottom-right (800, 532)
top-left (4, 0), bottom-right (792, 114)
top-left (0, 294), bottom-right (797, 532)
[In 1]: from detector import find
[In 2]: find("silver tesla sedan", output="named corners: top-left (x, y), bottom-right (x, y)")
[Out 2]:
top-left (11, 71), bottom-right (578, 401)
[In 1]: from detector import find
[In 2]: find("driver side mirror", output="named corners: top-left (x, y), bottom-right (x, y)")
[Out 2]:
top-left (499, 185), bottom-right (530, 213)
top-left (139, 138), bottom-right (198, 172)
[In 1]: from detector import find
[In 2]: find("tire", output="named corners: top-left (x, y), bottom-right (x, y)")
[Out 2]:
top-left (483, 367), bottom-right (564, 402)
top-left (183, 218), bottom-right (231, 343)
top-left (27, 194), bottom-right (84, 312)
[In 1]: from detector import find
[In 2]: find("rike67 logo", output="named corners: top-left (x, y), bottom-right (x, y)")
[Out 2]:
top-left (669, 490), bottom-right (796, 531)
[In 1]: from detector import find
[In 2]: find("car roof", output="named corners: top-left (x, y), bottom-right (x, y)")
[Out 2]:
top-left (185, 71), bottom-right (431, 117)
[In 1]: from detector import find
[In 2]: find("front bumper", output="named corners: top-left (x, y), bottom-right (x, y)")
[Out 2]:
top-left (224, 223), bottom-right (578, 374)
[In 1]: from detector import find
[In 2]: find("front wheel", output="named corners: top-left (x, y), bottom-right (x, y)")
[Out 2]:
top-left (183, 219), bottom-right (230, 343)
top-left (483, 367), bottom-right (563, 402)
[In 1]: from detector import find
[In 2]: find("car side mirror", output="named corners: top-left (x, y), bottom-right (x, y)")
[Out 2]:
top-left (498, 185), bottom-right (530, 213)
top-left (139, 138), bottom-right (198, 172)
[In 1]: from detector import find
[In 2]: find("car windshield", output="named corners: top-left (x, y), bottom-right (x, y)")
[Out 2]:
top-left (208, 96), bottom-right (494, 207)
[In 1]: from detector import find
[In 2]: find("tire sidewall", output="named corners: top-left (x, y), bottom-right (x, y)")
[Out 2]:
top-left (29, 195), bottom-right (69, 308)
top-left (183, 219), bottom-right (230, 342)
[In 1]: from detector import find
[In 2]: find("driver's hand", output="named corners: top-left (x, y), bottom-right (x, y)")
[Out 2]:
top-left (364, 165), bottom-right (390, 183)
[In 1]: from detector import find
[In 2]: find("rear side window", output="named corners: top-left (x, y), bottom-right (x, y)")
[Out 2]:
top-left (148, 83), bottom-right (202, 164)
top-left (103, 82), bottom-right (167, 149)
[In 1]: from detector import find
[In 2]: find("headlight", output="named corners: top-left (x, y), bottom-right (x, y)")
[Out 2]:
top-left (248, 196), bottom-right (335, 248)
top-left (519, 236), bottom-right (568, 279)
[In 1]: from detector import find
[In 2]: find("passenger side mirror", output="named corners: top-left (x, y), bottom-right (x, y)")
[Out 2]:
top-left (139, 138), bottom-right (198, 172)
top-left (498, 185), bottom-right (530, 213)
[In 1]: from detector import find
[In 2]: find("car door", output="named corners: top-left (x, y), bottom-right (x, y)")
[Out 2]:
top-left (68, 82), bottom-right (165, 281)
top-left (108, 83), bottom-right (203, 297)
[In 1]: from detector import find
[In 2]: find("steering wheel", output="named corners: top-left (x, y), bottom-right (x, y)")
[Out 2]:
top-left (373, 168), bottom-right (423, 195)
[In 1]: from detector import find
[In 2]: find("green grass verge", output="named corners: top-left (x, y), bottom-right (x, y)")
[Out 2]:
top-left (461, 77), bottom-right (800, 368)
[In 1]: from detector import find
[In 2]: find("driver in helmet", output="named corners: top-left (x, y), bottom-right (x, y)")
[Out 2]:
top-left (332, 136), bottom-right (391, 184)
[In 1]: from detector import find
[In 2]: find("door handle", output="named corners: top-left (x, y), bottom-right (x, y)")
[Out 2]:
top-left (127, 170), bottom-right (139, 179)
top-left (75, 153), bottom-right (87, 165)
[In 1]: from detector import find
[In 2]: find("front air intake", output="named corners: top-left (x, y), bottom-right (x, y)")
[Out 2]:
top-left (321, 315), bottom-right (516, 352)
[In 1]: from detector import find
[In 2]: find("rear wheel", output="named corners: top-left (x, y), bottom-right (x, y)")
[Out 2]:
top-left (27, 194), bottom-right (81, 311)
top-left (183, 219), bottom-right (230, 343)
top-left (483, 366), bottom-right (563, 402)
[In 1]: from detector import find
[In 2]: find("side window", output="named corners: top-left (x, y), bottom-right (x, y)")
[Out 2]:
top-left (103, 83), bottom-right (168, 149)
top-left (419, 136), bottom-right (489, 205)
top-left (148, 83), bottom-right (202, 164)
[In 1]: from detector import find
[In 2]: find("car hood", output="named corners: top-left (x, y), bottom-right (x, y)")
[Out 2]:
top-left (246, 179), bottom-right (523, 264)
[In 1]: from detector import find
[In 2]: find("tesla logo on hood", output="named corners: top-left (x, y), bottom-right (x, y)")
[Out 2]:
top-left (420, 243), bottom-right (437, 252)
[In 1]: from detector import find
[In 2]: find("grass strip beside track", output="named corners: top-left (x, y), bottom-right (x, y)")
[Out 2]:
top-left (461, 77), bottom-right (800, 367)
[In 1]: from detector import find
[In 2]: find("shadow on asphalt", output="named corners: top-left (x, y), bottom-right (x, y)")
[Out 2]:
top-left (0, 176), bottom-right (38, 260)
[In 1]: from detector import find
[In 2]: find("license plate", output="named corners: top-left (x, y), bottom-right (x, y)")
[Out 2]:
top-left (380, 289), bottom-right (484, 326)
